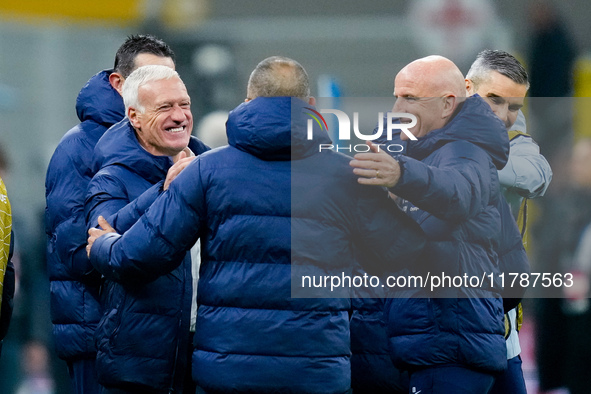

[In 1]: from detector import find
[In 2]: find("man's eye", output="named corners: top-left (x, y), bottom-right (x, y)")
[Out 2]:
top-left (490, 97), bottom-right (503, 105)
top-left (509, 106), bottom-right (521, 112)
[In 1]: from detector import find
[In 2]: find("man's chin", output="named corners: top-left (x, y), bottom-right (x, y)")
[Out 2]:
top-left (165, 134), bottom-right (191, 149)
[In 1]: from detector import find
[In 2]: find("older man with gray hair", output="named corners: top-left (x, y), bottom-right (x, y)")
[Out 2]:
top-left (85, 64), bottom-right (209, 394)
top-left (87, 56), bottom-right (426, 393)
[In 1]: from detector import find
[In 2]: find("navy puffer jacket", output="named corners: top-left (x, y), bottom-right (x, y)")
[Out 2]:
top-left (85, 119), bottom-right (209, 392)
top-left (382, 96), bottom-right (510, 373)
top-left (350, 296), bottom-right (408, 393)
top-left (90, 97), bottom-right (426, 393)
top-left (45, 70), bottom-right (124, 359)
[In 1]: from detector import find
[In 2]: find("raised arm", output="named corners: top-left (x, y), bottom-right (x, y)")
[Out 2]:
top-left (351, 141), bottom-right (494, 222)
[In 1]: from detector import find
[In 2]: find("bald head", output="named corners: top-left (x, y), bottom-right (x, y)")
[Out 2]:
top-left (396, 55), bottom-right (466, 98)
top-left (246, 56), bottom-right (310, 100)
top-left (393, 56), bottom-right (466, 140)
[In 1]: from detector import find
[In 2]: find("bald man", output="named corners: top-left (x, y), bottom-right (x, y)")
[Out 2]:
top-left (350, 56), bottom-right (521, 393)
top-left (87, 56), bottom-right (426, 393)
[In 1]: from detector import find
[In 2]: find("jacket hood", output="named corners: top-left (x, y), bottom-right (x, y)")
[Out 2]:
top-left (403, 95), bottom-right (509, 170)
top-left (226, 97), bottom-right (331, 161)
top-left (76, 70), bottom-right (125, 127)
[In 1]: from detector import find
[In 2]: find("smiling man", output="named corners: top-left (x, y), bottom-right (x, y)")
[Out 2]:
top-left (85, 65), bottom-right (209, 394)
top-left (466, 49), bottom-right (552, 394)
top-left (44, 35), bottom-right (177, 394)
top-left (86, 56), bottom-right (426, 394)
top-left (466, 53), bottom-right (527, 130)
top-left (466, 50), bottom-right (552, 219)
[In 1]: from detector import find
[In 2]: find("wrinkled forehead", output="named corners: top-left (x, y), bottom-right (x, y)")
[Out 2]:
top-left (138, 77), bottom-right (189, 104)
top-left (140, 76), bottom-right (185, 93)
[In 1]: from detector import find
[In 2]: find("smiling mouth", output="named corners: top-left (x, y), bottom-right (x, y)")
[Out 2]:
top-left (166, 126), bottom-right (185, 133)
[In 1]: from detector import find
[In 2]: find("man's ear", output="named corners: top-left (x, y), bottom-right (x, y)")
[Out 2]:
top-left (442, 95), bottom-right (457, 118)
top-left (465, 78), bottom-right (475, 96)
top-left (308, 96), bottom-right (316, 106)
top-left (109, 72), bottom-right (125, 95)
top-left (128, 107), bottom-right (141, 129)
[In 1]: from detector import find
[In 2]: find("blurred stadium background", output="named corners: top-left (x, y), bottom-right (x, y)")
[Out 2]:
top-left (1, 1), bottom-right (589, 392)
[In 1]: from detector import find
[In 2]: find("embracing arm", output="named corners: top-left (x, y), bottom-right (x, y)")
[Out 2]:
top-left (86, 154), bottom-right (197, 234)
top-left (351, 141), bottom-right (493, 222)
top-left (392, 145), bottom-right (494, 222)
top-left (89, 159), bottom-right (205, 283)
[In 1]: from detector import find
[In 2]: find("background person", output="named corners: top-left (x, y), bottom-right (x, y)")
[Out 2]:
top-left (466, 49), bottom-right (552, 394)
top-left (0, 175), bottom-right (15, 357)
top-left (559, 138), bottom-right (591, 394)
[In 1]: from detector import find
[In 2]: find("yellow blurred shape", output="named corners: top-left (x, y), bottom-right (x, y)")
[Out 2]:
top-left (574, 57), bottom-right (591, 138)
top-left (0, 0), bottom-right (142, 24)
top-left (161, 0), bottom-right (209, 30)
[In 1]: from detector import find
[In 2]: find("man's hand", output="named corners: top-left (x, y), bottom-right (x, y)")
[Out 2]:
top-left (164, 151), bottom-right (196, 191)
top-left (174, 147), bottom-right (195, 163)
top-left (87, 216), bottom-right (117, 258)
top-left (349, 141), bottom-right (401, 188)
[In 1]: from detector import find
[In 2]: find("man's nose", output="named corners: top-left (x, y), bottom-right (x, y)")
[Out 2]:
top-left (505, 115), bottom-right (514, 129)
top-left (505, 110), bottom-right (519, 129)
top-left (495, 105), bottom-right (509, 128)
top-left (171, 105), bottom-right (187, 122)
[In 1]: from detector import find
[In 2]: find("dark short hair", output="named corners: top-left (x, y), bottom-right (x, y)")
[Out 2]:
top-left (247, 56), bottom-right (310, 99)
top-left (467, 49), bottom-right (529, 89)
top-left (113, 34), bottom-right (175, 78)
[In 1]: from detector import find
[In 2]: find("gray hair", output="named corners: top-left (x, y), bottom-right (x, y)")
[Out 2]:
top-left (466, 49), bottom-right (530, 90)
top-left (247, 56), bottom-right (310, 100)
top-left (122, 65), bottom-right (180, 113)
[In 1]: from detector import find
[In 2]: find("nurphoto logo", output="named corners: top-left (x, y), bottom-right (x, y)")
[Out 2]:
top-left (304, 107), bottom-right (418, 152)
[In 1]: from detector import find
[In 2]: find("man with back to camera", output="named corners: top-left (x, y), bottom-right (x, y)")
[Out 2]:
top-left (44, 34), bottom-right (175, 394)
top-left (466, 49), bottom-right (552, 394)
top-left (85, 64), bottom-right (209, 393)
top-left (350, 55), bottom-right (527, 393)
top-left (86, 56), bottom-right (427, 393)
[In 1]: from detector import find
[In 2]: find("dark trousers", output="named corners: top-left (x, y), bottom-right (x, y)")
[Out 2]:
top-left (409, 365), bottom-right (495, 394)
top-left (489, 356), bottom-right (527, 394)
top-left (67, 358), bottom-right (100, 394)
